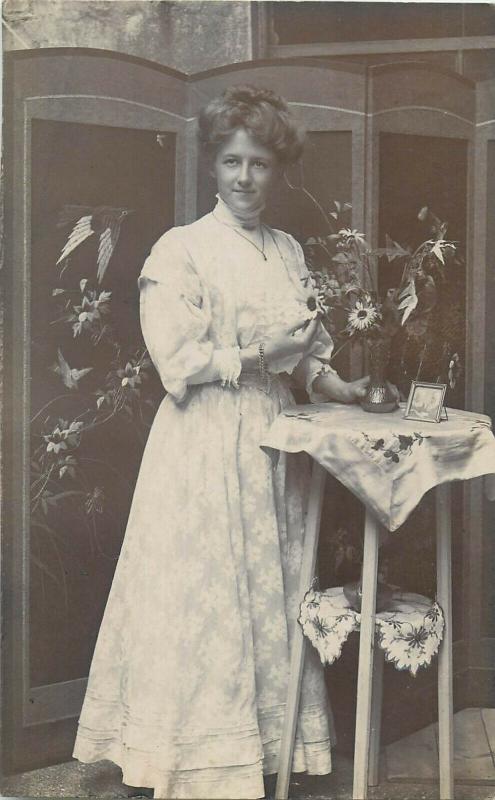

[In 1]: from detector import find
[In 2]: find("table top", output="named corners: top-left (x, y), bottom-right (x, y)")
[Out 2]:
top-left (262, 403), bottom-right (495, 531)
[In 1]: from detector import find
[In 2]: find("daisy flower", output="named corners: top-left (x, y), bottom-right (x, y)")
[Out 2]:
top-left (306, 289), bottom-right (328, 318)
top-left (346, 300), bottom-right (381, 333)
top-left (338, 228), bottom-right (367, 247)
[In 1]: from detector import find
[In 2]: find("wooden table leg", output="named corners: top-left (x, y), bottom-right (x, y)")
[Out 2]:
top-left (368, 646), bottom-right (384, 787)
top-left (352, 508), bottom-right (380, 800)
top-left (275, 462), bottom-right (327, 800)
top-left (436, 483), bottom-right (454, 800)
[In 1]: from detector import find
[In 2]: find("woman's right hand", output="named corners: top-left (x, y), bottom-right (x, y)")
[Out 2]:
top-left (264, 316), bottom-right (319, 363)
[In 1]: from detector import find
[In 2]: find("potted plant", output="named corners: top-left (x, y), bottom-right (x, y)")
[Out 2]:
top-left (301, 201), bottom-right (464, 411)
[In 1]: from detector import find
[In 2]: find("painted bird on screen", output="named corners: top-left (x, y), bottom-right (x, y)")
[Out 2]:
top-left (56, 205), bottom-right (134, 283)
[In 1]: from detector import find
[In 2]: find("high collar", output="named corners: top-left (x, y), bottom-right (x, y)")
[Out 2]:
top-left (212, 193), bottom-right (264, 230)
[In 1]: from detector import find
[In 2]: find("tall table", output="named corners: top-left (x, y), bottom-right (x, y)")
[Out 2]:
top-left (261, 403), bottom-right (495, 800)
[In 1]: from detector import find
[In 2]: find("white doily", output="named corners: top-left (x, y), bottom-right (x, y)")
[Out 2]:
top-left (299, 587), bottom-right (445, 676)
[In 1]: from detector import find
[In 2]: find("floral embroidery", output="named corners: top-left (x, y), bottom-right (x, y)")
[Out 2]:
top-left (299, 588), bottom-right (444, 677)
top-left (357, 431), bottom-right (430, 465)
top-left (377, 601), bottom-right (444, 675)
top-left (471, 418), bottom-right (492, 432)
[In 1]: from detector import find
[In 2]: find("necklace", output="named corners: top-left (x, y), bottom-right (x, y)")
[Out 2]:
top-left (212, 213), bottom-right (267, 261)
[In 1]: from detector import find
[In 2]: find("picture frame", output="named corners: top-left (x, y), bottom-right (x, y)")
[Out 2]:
top-left (404, 381), bottom-right (447, 423)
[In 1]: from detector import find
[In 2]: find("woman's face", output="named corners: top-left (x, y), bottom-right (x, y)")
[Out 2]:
top-left (213, 128), bottom-right (278, 214)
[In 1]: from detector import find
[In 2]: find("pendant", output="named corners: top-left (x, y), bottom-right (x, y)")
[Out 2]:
top-left (262, 253), bottom-right (267, 261)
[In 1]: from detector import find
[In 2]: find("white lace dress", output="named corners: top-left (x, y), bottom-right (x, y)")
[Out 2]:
top-left (72, 198), bottom-right (336, 799)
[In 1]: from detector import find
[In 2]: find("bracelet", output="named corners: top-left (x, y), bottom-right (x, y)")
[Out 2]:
top-left (258, 342), bottom-right (267, 381)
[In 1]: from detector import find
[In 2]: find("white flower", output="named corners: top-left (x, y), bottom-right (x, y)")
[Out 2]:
top-left (257, 564), bottom-right (281, 595)
top-left (346, 300), bottom-right (380, 332)
top-left (245, 538), bottom-right (264, 565)
top-left (306, 289), bottom-right (328, 318)
top-left (253, 638), bottom-right (272, 663)
top-left (448, 352), bottom-right (461, 389)
top-left (267, 662), bottom-right (288, 688)
top-left (339, 227), bottom-right (367, 247)
top-left (286, 541), bottom-right (303, 575)
top-left (250, 592), bottom-right (269, 618)
top-left (262, 613), bottom-right (286, 642)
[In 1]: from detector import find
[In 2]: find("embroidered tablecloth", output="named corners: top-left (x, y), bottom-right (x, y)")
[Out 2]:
top-left (299, 587), bottom-right (444, 676)
top-left (262, 403), bottom-right (495, 531)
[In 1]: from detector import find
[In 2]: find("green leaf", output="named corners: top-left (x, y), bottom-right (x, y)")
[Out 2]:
top-left (431, 240), bottom-right (446, 264)
top-left (398, 280), bottom-right (418, 325)
top-left (384, 234), bottom-right (410, 261)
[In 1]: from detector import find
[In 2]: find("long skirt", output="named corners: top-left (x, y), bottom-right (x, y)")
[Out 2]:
top-left (73, 375), bottom-right (333, 799)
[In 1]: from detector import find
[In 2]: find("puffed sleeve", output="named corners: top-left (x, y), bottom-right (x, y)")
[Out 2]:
top-left (287, 235), bottom-right (338, 403)
top-left (138, 229), bottom-right (241, 403)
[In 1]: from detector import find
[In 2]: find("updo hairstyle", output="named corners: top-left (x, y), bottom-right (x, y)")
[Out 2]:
top-left (198, 85), bottom-right (305, 166)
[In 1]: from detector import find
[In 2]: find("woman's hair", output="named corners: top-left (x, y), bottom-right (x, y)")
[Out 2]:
top-left (198, 85), bottom-right (305, 165)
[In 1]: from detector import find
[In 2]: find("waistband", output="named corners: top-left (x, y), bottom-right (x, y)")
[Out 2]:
top-left (237, 371), bottom-right (290, 393)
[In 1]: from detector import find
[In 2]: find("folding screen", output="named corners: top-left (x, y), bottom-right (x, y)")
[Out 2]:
top-left (3, 50), bottom-right (490, 772)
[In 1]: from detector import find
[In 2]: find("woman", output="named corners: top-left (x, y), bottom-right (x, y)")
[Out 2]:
top-left (73, 85), bottom-right (368, 799)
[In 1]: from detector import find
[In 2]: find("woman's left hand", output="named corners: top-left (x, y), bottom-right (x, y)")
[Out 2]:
top-left (347, 375), bottom-right (370, 401)
top-left (348, 377), bottom-right (400, 403)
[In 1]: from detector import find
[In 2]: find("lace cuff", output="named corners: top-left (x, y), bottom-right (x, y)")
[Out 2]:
top-left (301, 358), bottom-right (338, 403)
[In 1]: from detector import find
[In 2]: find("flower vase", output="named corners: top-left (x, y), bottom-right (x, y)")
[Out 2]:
top-left (361, 337), bottom-right (398, 413)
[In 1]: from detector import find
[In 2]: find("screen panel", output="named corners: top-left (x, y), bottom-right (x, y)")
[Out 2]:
top-left (29, 119), bottom-right (175, 687)
top-left (482, 139), bottom-right (495, 638)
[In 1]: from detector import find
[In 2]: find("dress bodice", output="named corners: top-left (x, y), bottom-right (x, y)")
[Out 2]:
top-left (138, 200), bottom-right (336, 402)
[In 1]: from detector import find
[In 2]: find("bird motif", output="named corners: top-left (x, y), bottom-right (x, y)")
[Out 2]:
top-left (52, 349), bottom-right (93, 390)
top-left (57, 205), bottom-right (134, 283)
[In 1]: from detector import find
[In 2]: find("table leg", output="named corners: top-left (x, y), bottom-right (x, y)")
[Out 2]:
top-left (368, 646), bottom-right (384, 787)
top-left (275, 462), bottom-right (327, 800)
top-left (352, 508), bottom-right (380, 800)
top-left (436, 483), bottom-right (454, 800)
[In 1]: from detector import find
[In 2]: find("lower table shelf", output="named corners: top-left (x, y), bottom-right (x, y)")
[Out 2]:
top-left (299, 587), bottom-right (445, 676)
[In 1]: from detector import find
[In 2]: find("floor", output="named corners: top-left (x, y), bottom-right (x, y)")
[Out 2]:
top-left (386, 708), bottom-right (495, 784)
top-left (1, 709), bottom-right (494, 800)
